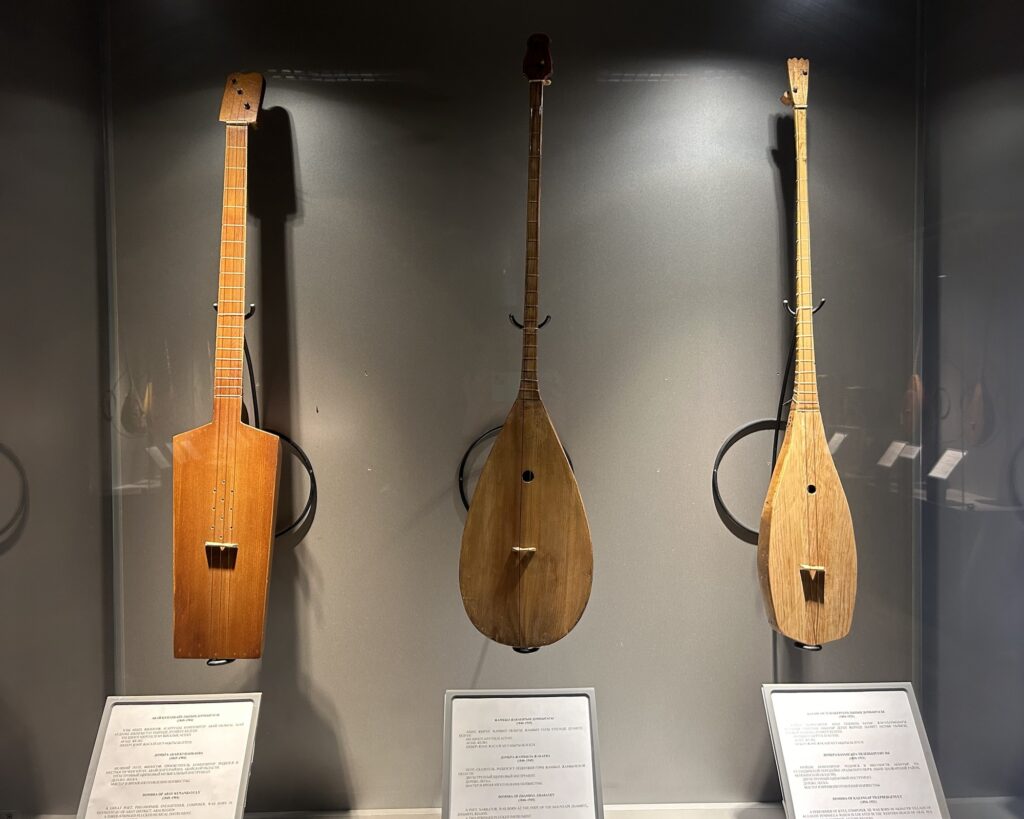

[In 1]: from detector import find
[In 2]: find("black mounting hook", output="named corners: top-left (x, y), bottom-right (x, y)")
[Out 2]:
top-left (213, 302), bottom-right (257, 320)
top-left (783, 297), bottom-right (826, 317)
top-left (509, 313), bottom-right (551, 330)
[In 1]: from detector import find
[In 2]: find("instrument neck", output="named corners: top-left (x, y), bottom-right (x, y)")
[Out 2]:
top-left (792, 107), bottom-right (818, 412)
top-left (520, 80), bottom-right (545, 401)
top-left (212, 124), bottom-right (249, 423)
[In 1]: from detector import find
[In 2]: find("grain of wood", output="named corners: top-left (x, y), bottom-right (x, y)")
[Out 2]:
top-left (758, 59), bottom-right (857, 647)
top-left (173, 422), bottom-right (280, 658)
top-left (459, 36), bottom-right (593, 649)
top-left (172, 73), bottom-right (280, 660)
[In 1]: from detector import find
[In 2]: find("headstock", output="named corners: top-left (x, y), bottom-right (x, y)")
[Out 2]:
top-left (219, 72), bottom-right (265, 124)
top-left (781, 58), bottom-right (809, 109)
top-left (523, 33), bottom-right (553, 83)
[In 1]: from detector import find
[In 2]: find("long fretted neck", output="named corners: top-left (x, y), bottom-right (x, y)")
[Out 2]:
top-left (212, 124), bottom-right (249, 421)
top-left (519, 80), bottom-right (546, 401)
top-left (792, 106), bottom-right (819, 413)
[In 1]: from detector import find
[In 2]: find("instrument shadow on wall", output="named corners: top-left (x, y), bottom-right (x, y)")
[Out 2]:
top-left (249, 106), bottom-right (315, 544)
top-left (768, 113), bottom-right (799, 682)
top-left (244, 107), bottom-right (351, 808)
top-left (770, 113), bottom-right (797, 347)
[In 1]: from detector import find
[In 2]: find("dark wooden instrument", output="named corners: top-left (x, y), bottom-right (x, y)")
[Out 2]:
top-left (459, 35), bottom-right (593, 650)
top-left (758, 59), bottom-right (857, 648)
top-left (172, 73), bottom-right (280, 660)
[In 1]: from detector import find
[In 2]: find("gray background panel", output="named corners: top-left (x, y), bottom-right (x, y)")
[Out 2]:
top-left (921, 0), bottom-right (1024, 801)
top-left (106, 0), bottom-right (918, 809)
top-left (0, 1), bottom-right (110, 813)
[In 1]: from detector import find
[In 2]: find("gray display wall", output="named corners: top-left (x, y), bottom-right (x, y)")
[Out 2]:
top-left (921, 0), bottom-right (1024, 801)
top-left (102, 0), bottom-right (920, 810)
top-left (0, 2), bottom-right (111, 814)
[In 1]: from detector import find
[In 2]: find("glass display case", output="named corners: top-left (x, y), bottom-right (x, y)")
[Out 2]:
top-left (0, 0), bottom-right (1020, 816)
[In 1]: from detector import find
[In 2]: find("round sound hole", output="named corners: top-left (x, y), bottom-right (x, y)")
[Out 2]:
top-left (522, 470), bottom-right (535, 483)
top-left (807, 484), bottom-right (817, 494)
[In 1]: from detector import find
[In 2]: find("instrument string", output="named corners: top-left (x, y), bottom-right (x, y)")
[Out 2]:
top-left (227, 125), bottom-right (248, 649)
top-left (795, 108), bottom-right (821, 631)
top-left (519, 79), bottom-right (546, 642)
top-left (212, 125), bottom-right (235, 649)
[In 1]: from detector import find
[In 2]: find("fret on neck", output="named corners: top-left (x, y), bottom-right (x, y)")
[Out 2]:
top-left (791, 108), bottom-right (818, 412)
top-left (520, 80), bottom-right (545, 400)
top-left (213, 124), bottom-right (248, 420)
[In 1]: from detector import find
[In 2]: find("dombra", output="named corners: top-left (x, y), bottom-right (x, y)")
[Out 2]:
top-left (172, 73), bottom-right (281, 661)
top-left (458, 34), bottom-right (593, 651)
top-left (757, 58), bottom-right (858, 649)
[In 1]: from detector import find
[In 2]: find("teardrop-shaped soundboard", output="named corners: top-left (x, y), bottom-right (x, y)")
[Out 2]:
top-left (459, 35), bottom-right (593, 649)
top-left (460, 397), bottom-right (592, 648)
top-left (758, 411), bottom-right (856, 645)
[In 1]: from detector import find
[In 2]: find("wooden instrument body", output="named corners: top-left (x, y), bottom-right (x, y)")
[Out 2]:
top-left (758, 409), bottom-right (856, 645)
top-left (172, 72), bottom-right (280, 659)
top-left (460, 397), bottom-right (593, 647)
top-left (757, 58), bottom-right (857, 646)
top-left (173, 420), bottom-right (280, 658)
top-left (459, 35), bottom-right (592, 649)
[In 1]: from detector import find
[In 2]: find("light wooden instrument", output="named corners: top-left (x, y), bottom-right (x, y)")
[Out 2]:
top-left (459, 35), bottom-right (593, 650)
top-left (758, 59), bottom-right (857, 648)
top-left (172, 73), bottom-right (280, 660)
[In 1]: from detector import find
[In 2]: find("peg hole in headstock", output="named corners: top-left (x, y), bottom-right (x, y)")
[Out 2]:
top-left (522, 470), bottom-right (535, 483)
top-left (807, 484), bottom-right (816, 494)
top-left (219, 72), bottom-right (264, 124)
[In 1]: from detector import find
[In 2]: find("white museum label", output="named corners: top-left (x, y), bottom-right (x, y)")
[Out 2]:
top-left (877, 441), bottom-right (908, 468)
top-left (82, 699), bottom-right (256, 819)
top-left (449, 695), bottom-right (596, 819)
top-left (899, 444), bottom-right (921, 460)
top-left (927, 449), bottom-right (965, 480)
top-left (770, 689), bottom-right (943, 819)
top-left (828, 432), bottom-right (847, 455)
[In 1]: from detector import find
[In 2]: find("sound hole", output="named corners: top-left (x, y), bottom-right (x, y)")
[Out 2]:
top-left (522, 470), bottom-right (535, 483)
top-left (807, 484), bottom-right (816, 494)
